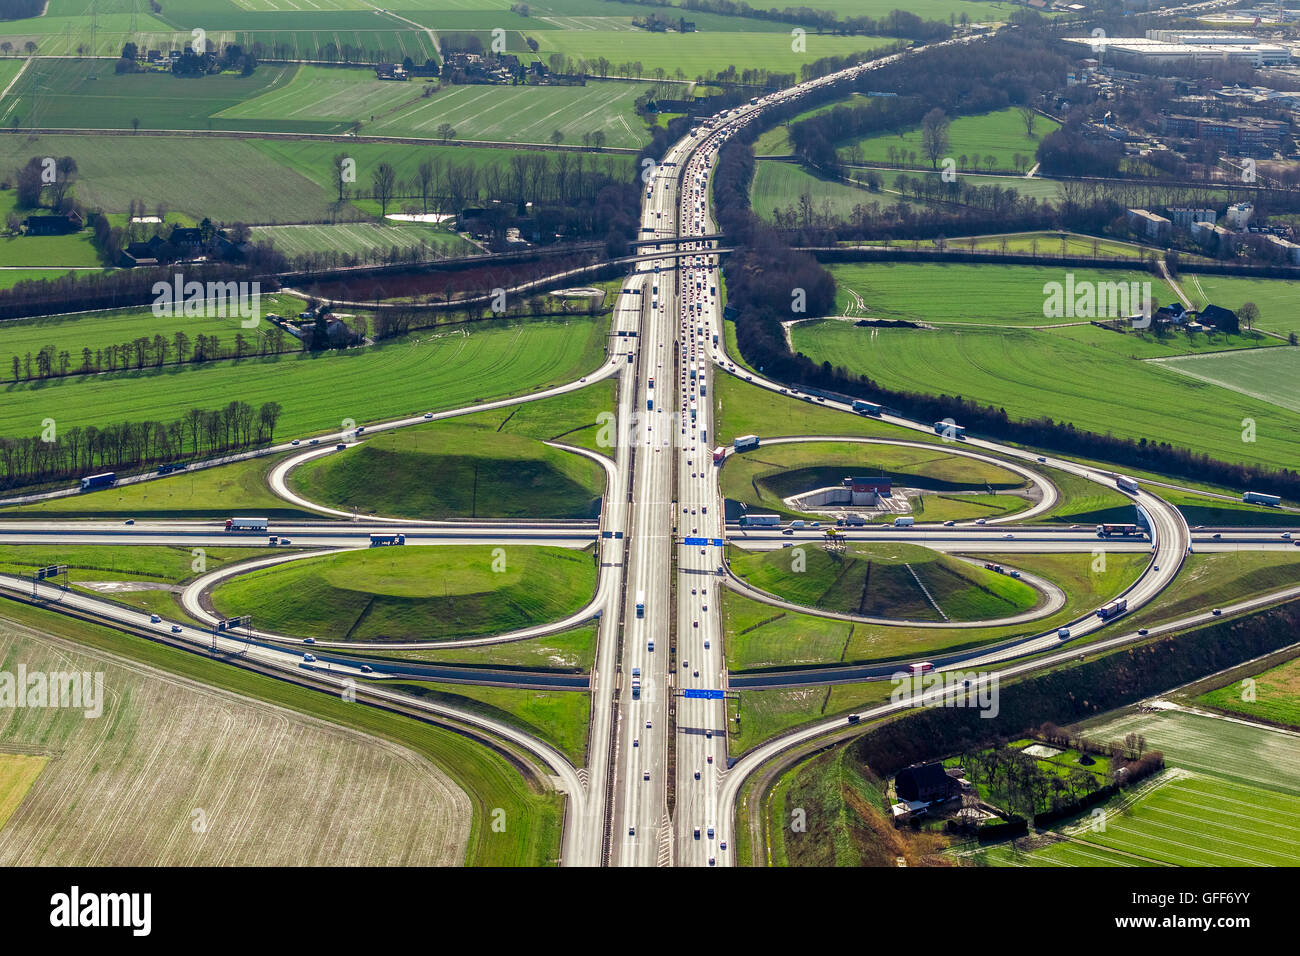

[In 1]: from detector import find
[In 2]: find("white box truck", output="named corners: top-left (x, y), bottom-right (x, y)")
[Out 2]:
top-left (893, 516), bottom-right (915, 528)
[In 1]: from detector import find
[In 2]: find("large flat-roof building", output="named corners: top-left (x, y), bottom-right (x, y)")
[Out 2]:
top-left (1066, 31), bottom-right (1293, 69)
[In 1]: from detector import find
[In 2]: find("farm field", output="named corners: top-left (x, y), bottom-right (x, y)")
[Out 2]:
top-left (751, 160), bottom-right (884, 222)
top-left (0, 134), bottom-right (344, 223)
top-left (1154, 347), bottom-right (1300, 416)
top-left (850, 231), bottom-right (1167, 261)
top-left (363, 79), bottom-right (651, 148)
top-left (532, 30), bottom-right (898, 79)
top-left (1180, 274), bottom-right (1300, 335)
top-left (0, 598), bottom-right (563, 865)
top-left (250, 222), bottom-right (475, 258)
top-left (0, 753), bottom-right (48, 833)
top-left (723, 550), bottom-right (1148, 671)
top-left (0, 314), bottom-right (608, 450)
top-left (826, 262), bottom-right (1177, 326)
top-left (790, 320), bottom-right (1300, 471)
top-left (729, 541), bottom-right (1041, 623)
top-left (3, 58), bottom-right (299, 131)
top-left (210, 544), bottom-right (598, 642)
top-left (288, 410), bottom-right (607, 519)
top-left (843, 107), bottom-right (1060, 174)
top-left (0, 621), bottom-right (470, 865)
top-left (1196, 654), bottom-right (1300, 730)
top-left (1053, 709), bottom-right (1300, 866)
top-left (0, 293), bottom-right (307, 381)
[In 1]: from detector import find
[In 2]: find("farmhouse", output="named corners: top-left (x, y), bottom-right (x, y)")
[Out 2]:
top-left (1197, 304), bottom-right (1239, 333)
top-left (894, 761), bottom-right (962, 804)
top-left (375, 62), bottom-right (409, 81)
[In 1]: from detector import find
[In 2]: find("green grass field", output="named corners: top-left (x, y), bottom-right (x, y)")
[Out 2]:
top-left (1155, 347), bottom-right (1300, 416)
top-left (5, 452), bottom-right (314, 519)
top-left (854, 231), bottom-right (1165, 261)
top-left (1120, 551), bottom-right (1300, 635)
top-left (0, 599), bottom-right (562, 865)
top-left (340, 621), bottom-right (598, 671)
top-left (712, 373), bottom-right (921, 446)
top-left (730, 541), bottom-right (1041, 622)
top-left (1162, 487), bottom-right (1298, 526)
top-left (752, 160), bottom-right (886, 222)
top-left (1180, 273), bottom-right (1300, 336)
top-left (0, 134), bottom-right (342, 223)
top-left (210, 544), bottom-right (597, 642)
top-left (0, 543), bottom-right (284, 618)
top-left (724, 550), bottom-right (1148, 672)
top-left (0, 293), bottom-right (306, 382)
top-left (365, 79), bottom-right (651, 148)
top-left (533, 30), bottom-right (898, 79)
top-left (249, 222), bottom-right (474, 258)
top-left (0, 314), bottom-right (608, 452)
top-left (1037, 465), bottom-right (1139, 525)
top-left (844, 107), bottom-right (1059, 174)
top-left (1197, 654), bottom-right (1300, 731)
top-left (790, 320), bottom-right (1300, 471)
top-left (827, 262), bottom-right (1177, 326)
top-left (289, 414), bottom-right (606, 519)
top-left (377, 679), bottom-right (590, 766)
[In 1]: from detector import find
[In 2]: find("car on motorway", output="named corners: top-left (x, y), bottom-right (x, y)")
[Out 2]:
top-left (707, 826), bottom-right (715, 839)
top-left (424, 412), bottom-right (434, 419)
top-left (1212, 608), bottom-right (1222, 615)
top-left (693, 827), bottom-right (700, 840)
top-left (309, 438), bottom-right (319, 445)
top-left (303, 637), bottom-right (316, 644)
top-left (302, 653), bottom-right (316, 663)
top-left (125, 518), bottom-right (135, 525)
top-left (1138, 628), bottom-right (1149, 636)
top-left (291, 439), bottom-right (300, 445)
top-left (1037, 456), bottom-right (1047, 462)
top-left (149, 613), bottom-right (161, 623)
top-left (1004, 533), bottom-right (1014, 539)
top-left (643, 770), bottom-right (650, 781)
top-left (360, 664), bottom-right (373, 673)
top-left (943, 520), bottom-right (955, 526)
top-left (629, 827), bottom-right (635, 836)
top-left (171, 624), bottom-right (182, 633)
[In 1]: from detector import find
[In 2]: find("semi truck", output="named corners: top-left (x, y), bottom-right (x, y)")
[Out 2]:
top-left (80, 472), bottom-right (117, 492)
top-left (894, 516), bottom-right (915, 528)
top-left (156, 462), bottom-right (189, 476)
top-left (1096, 523), bottom-right (1142, 538)
top-left (1116, 475), bottom-right (1140, 494)
top-left (738, 513), bottom-right (781, 527)
top-left (852, 400), bottom-right (883, 416)
top-left (934, 421), bottom-right (966, 439)
top-left (635, 590), bottom-right (646, 618)
top-left (1243, 491), bottom-right (1282, 507)
top-left (1096, 598), bottom-right (1128, 620)
top-left (225, 517), bottom-right (269, 532)
top-left (837, 514), bottom-right (867, 526)
top-left (733, 434), bottom-right (760, 452)
top-left (369, 533), bottom-right (406, 546)
top-left (713, 447), bottom-right (727, 465)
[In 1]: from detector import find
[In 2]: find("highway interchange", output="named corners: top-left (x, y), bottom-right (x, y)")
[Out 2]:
top-left (1, 39), bottom-right (1298, 868)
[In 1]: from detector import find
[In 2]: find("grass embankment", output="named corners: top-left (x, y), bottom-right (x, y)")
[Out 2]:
top-left (289, 384), bottom-right (612, 519)
top-left (210, 545), bottom-right (598, 642)
top-left (730, 542), bottom-right (1040, 623)
top-left (7, 452), bottom-right (309, 519)
top-left (725, 550), bottom-right (1148, 672)
top-left (721, 438), bottom-right (1028, 522)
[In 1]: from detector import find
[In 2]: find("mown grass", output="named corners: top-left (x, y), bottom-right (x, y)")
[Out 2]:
top-left (375, 679), bottom-right (590, 767)
top-left (729, 541), bottom-right (1039, 623)
top-left (289, 418), bottom-right (606, 520)
top-left (7, 451), bottom-right (312, 518)
top-left (210, 545), bottom-right (598, 642)
top-left (791, 319), bottom-right (1300, 471)
top-left (724, 550), bottom-right (1149, 671)
top-left (1197, 654), bottom-right (1300, 731)
top-left (0, 314), bottom-right (608, 450)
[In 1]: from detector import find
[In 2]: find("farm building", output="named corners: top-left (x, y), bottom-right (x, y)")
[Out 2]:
top-left (23, 209), bottom-right (84, 236)
top-left (895, 761), bottom-right (962, 803)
